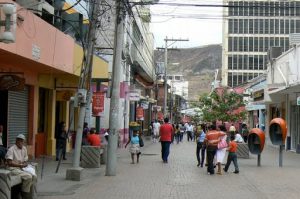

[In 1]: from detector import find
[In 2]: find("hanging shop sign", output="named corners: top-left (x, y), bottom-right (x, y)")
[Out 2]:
top-left (157, 111), bottom-right (164, 121)
top-left (0, 74), bottom-right (25, 91)
top-left (92, 92), bottom-right (105, 116)
top-left (136, 106), bottom-right (144, 121)
top-left (152, 105), bottom-right (161, 112)
top-left (297, 96), bottom-right (300, 106)
top-left (140, 99), bottom-right (149, 109)
top-left (128, 89), bottom-right (140, 101)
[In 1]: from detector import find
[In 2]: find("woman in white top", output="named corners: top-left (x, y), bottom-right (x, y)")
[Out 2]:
top-left (234, 132), bottom-right (244, 143)
top-left (216, 125), bottom-right (228, 175)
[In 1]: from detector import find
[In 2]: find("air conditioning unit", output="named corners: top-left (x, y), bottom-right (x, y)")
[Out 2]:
top-left (267, 47), bottom-right (283, 62)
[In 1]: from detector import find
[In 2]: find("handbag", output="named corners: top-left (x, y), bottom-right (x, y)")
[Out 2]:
top-left (139, 136), bottom-right (144, 147)
top-left (218, 136), bottom-right (227, 149)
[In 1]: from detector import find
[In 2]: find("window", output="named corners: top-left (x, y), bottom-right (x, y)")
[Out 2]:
top-left (291, 2), bottom-right (295, 16)
top-left (285, 38), bottom-right (289, 51)
top-left (249, 19), bottom-right (253, 34)
top-left (239, 37), bottom-right (243, 51)
top-left (238, 55), bottom-right (243, 70)
top-left (280, 20), bottom-right (284, 34)
top-left (275, 2), bottom-right (280, 16)
top-left (243, 37), bottom-right (248, 52)
top-left (228, 73), bottom-right (233, 87)
top-left (270, 19), bottom-right (274, 33)
top-left (285, 20), bottom-right (289, 34)
top-left (233, 55), bottom-right (238, 70)
top-left (229, 2), bottom-right (234, 16)
top-left (228, 37), bottom-right (233, 51)
top-left (239, 19), bottom-right (243, 34)
top-left (259, 2), bottom-right (264, 16)
top-left (249, 2), bottom-right (254, 16)
top-left (254, 2), bottom-right (259, 16)
top-left (232, 74), bottom-right (238, 87)
top-left (244, 19), bottom-right (248, 34)
top-left (238, 1), bottom-right (243, 16)
top-left (228, 56), bottom-right (233, 70)
top-left (275, 37), bottom-right (279, 46)
top-left (297, 2), bottom-right (300, 16)
top-left (233, 37), bottom-right (238, 51)
top-left (229, 19), bottom-right (233, 34)
top-left (275, 19), bottom-right (279, 34)
top-left (249, 37), bottom-right (253, 51)
top-left (238, 74), bottom-right (243, 85)
top-left (259, 55), bottom-right (264, 70)
top-left (254, 37), bottom-right (258, 52)
top-left (244, 55), bottom-right (248, 70)
top-left (270, 38), bottom-right (274, 48)
top-left (265, 19), bottom-right (269, 34)
top-left (280, 2), bottom-right (285, 17)
top-left (233, 1), bottom-right (238, 16)
top-left (285, 2), bottom-right (290, 16)
top-left (244, 2), bottom-right (249, 16)
top-left (249, 56), bottom-right (254, 70)
top-left (264, 37), bottom-right (269, 51)
top-left (254, 55), bottom-right (259, 70)
top-left (265, 1), bottom-right (270, 17)
top-left (259, 19), bottom-right (264, 34)
top-left (291, 20), bottom-right (295, 33)
top-left (254, 19), bottom-right (259, 34)
top-left (259, 37), bottom-right (264, 52)
top-left (234, 19), bottom-right (238, 33)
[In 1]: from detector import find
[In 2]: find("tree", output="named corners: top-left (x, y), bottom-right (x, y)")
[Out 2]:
top-left (196, 88), bottom-right (247, 123)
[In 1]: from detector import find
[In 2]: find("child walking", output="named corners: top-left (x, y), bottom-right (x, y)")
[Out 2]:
top-left (125, 130), bottom-right (141, 164)
top-left (223, 135), bottom-right (239, 174)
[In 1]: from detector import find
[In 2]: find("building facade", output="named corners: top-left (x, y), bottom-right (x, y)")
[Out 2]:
top-left (222, 0), bottom-right (300, 87)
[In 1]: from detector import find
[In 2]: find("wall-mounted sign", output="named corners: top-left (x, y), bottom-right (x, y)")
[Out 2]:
top-left (0, 74), bottom-right (25, 91)
top-left (56, 90), bottom-right (74, 101)
top-left (32, 44), bottom-right (41, 60)
top-left (92, 92), bottom-right (105, 116)
top-left (253, 89), bottom-right (264, 100)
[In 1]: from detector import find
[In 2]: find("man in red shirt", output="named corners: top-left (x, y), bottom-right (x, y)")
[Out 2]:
top-left (159, 118), bottom-right (173, 163)
top-left (87, 128), bottom-right (101, 147)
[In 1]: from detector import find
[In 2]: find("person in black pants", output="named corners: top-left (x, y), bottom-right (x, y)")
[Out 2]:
top-left (196, 125), bottom-right (206, 167)
top-left (55, 121), bottom-right (67, 161)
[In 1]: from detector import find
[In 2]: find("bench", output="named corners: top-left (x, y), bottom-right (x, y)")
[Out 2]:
top-left (0, 168), bottom-right (37, 199)
top-left (237, 143), bottom-right (250, 159)
top-left (80, 146), bottom-right (104, 168)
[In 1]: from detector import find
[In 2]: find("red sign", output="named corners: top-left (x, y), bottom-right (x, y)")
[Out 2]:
top-left (157, 111), bottom-right (164, 121)
top-left (92, 92), bottom-right (105, 116)
top-left (136, 106), bottom-right (144, 121)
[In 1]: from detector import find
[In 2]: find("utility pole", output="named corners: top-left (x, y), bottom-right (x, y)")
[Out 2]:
top-left (106, 0), bottom-right (124, 176)
top-left (163, 37), bottom-right (189, 117)
top-left (66, 0), bottom-right (99, 181)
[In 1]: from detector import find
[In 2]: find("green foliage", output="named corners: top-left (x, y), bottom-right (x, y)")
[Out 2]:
top-left (196, 89), bottom-right (247, 123)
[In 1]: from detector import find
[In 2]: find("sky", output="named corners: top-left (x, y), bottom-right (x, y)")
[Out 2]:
top-left (150, 0), bottom-right (223, 48)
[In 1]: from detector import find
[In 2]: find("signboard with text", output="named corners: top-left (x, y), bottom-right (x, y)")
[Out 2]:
top-left (92, 92), bottom-right (105, 116)
top-left (128, 89), bottom-right (140, 101)
top-left (136, 106), bottom-right (144, 121)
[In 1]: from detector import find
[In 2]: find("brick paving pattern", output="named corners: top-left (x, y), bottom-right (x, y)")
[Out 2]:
top-left (37, 137), bottom-right (300, 199)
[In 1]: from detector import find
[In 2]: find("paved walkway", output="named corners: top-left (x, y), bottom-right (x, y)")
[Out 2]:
top-left (37, 137), bottom-right (300, 199)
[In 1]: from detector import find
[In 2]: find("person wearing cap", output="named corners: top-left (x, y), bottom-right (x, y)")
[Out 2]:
top-left (5, 134), bottom-right (36, 195)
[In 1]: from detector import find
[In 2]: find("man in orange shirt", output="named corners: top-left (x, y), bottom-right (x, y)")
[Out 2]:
top-left (205, 124), bottom-right (225, 175)
top-left (159, 118), bottom-right (173, 163)
top-left (87, 128), bottom-right (101, 147)
top-left (223, 135), bottom-right (239, 174)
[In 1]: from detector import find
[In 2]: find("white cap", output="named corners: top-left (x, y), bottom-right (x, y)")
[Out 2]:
top-left (16, 134), bottom-right (26, 140)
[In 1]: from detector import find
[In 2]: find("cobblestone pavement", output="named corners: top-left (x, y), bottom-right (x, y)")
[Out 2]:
top-left (38, 137), bottom-right (300, 199)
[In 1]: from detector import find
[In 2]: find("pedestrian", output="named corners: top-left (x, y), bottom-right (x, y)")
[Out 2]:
top-left (216, 125), bottom-right (228, 175)
top-left (204, 124), bottom-right (226, 175)
top-left (234, 131), bottom-right (244, 143)
top-left (87, 128), bottom-right (101, 146)
top-left (241, 123), bottom-right (249, 143)
top-left (196, 124), bottom-right (206, 167)
top-left (186, 122), bottom-right (193, 142)
top-left (6, 134), bottom-right (37, 197)
top-left (153, 120), bottom-right (160, 143)
top-left (55, 121), bottom-right (67, 161)
top-left (82, 122), bottom-right (89, 145)
top-left (125, 130), bottom-right (141, 164)
top-left (0, 125), bottom-right (7, 165)
top-left (223, 135), bottom-right (239, 174)
top-left (179, 123), bottom-right (185, 142)
top-left (159, 118), bottom-right (173, 163)
top-left (175, 124), bottom-right (180, 144)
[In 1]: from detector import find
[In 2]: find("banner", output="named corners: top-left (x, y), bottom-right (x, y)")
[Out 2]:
top-left (136, 106), bottom-right (144, 121)
top-left (128, 89), bottom-right (140, 101)
top-left (92, 92), bottom-right (105, 116)
top-left (140, 99), bottom-right (149, 109)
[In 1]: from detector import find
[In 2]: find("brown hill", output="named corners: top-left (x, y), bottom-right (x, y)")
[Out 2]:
top-left (154, 44), bottom-right (222, 101)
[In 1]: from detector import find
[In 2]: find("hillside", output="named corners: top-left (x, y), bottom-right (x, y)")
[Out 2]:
top-left (154, 44), bottom-right (222, 101)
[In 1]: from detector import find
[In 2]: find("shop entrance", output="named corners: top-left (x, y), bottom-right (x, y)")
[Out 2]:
top-left (0, 90), bottom-right (8, 147)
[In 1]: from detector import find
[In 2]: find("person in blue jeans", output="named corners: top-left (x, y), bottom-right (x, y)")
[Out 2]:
top-left (196, 125), bottom-right (206, 167)
top-left (159, 118), bottom-right (173, 163)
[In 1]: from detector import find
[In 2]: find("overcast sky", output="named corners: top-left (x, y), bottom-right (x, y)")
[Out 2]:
top-left (150, 0), bottom-right (223, 48)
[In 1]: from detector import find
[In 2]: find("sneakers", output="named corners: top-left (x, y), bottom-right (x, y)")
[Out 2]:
top-left (223, 168), bottom-right (227, 173)
top-left (233, 171), bottom-right (239, 174)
